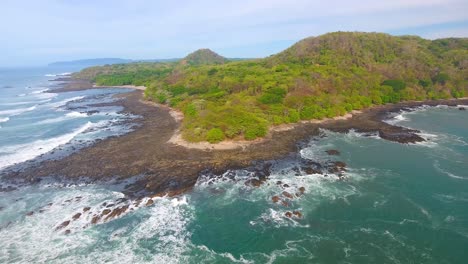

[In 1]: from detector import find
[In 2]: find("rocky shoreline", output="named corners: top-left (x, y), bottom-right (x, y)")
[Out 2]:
top-left (2, 78), bottom-right (468, 200)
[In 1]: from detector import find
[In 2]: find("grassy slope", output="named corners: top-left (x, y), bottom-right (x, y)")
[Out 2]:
top-left (75, 32), bottom-right (468, 143)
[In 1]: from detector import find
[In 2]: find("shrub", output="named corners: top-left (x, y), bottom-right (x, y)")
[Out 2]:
top-left (382, 79), bottom-right (406, 92)
top-left (206, 128), bottom-right (225, 143)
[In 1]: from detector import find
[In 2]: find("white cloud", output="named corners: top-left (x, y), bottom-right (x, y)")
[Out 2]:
top-left (0, 0), bottom-right (467, 66)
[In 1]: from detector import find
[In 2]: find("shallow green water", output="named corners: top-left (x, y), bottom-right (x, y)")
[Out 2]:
top-left (1, 105), bottom-right (467, 263)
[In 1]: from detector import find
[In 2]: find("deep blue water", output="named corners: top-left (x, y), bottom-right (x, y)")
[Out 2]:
top-left (0, 68), bottom-right (467, 263)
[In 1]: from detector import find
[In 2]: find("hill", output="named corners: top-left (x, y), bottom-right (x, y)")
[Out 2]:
top-left (181, 49), bottom-right (228, 65)
top-left (74, 32), bottom-right (468, 143)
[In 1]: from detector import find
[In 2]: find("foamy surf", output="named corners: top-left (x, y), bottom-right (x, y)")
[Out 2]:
top-left (46, 96), bottom-right (85, 108)
top-left (45, 72), bottom-right (71, 77)
top-left (0, 105), bottom-right (37, 117)
top-left (0, 122), bottom-right (92, 170)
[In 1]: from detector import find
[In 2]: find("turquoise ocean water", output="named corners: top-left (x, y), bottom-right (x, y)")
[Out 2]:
top-left (0, 68), bottom-right (467, 263)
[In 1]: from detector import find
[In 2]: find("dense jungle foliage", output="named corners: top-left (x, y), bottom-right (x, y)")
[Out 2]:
top-left (75, 32), bottom-right (468, 143)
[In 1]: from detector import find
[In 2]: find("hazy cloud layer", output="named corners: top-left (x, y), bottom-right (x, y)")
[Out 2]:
top-left (1, 0), bottom-right (467, 66)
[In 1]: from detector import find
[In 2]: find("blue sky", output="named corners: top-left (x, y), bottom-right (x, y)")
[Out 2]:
top-left (1, 0), bottom-right (467, 66)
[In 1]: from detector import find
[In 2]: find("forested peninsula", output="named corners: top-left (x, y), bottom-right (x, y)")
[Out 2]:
top-left (75, 32), bottom-right (468, 143)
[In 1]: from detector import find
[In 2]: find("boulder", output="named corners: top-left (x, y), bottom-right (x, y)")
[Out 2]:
top-left (292, 211), bottom-right (303, 218)
top-left (101, 209), bottom-right (111, 215)
top-left (72, 213), bottom-right (82, 220)
top-left (244, 179), bottom-right (263, 187)
top-left (303, 167), bottom-right (322, 175)
top-left (298, 187), bottom-right (306, 194)
top-left (83, 207), bottom-right (91, 212)
top-left (56, 220), bottom-right (70, 230)
top-left (271, 196), bottom-right (280, 203)
top-left (285, 211), bottom-right (293, 218)
top-left (91, 215), bottom-right (101, 224)
top-left (146, 199), bottom-right (154, 206)
top-left (282, 191), bottom-right (294, 199)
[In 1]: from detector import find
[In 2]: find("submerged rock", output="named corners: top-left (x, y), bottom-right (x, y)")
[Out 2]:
top-left (325, 149), bottom-right (340, 155)
top-left (26, 211), bottom-right (34, 216)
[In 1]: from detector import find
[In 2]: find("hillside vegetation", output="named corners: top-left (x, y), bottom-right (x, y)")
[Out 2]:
top-left (75, 32), bottom-right (468, 143)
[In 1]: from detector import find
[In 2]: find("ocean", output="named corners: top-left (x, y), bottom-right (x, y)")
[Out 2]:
top-left (1, 68), bottom-right (467, 263)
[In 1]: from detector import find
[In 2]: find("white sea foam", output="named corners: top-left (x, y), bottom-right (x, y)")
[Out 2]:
top-left (34, 92), bottom-right (57, 100)
top-left (0, 117), bottom-right (9, 123)
top-left (0, 184), bottom-right (194, 263)
top-left (0, 105), bottom-right (37, 117)
top-left (31, 88), bottom-right (49, 94)
top-left (0, 121), bottom-right (92, 169)
top-left (46, 96), bottom-right (85, 108)
top-left (65, 111), bottom-right (88, 118)
top-left (45, 72), bottom-right (71, 77)
top-left (37, 112), bottom-right (87, 125)
top-left (434, 160), bottom-right (468, 180)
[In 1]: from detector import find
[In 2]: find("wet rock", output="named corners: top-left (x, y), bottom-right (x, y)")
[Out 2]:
top-left (91, 215), bottom-right (101, 224)
top-left (327, 161), bottom-right (347, 173)
top-left (276, 181), bottom-right (282, 185)
top-left (72, 213), bottom-right (82, 220)
top-left (26, 211), bottom-right (34, 216)
top-left (282, 191), bottom-right (294, 199)
top-left (104, 205), bottom-right (129, 221)
top-left (291, 167), bottom-right (301, 176)
top-left (298, 187), bottom-right (306, 194)
top-left (302, 166), bottom-right (322, 175)
top-left (283, 184), bottom-right (290, 188)
top-left (325, 149), bottom-right (340, 155)
top-left (64, 230), bottom-right (71, 235)
top-left (146, 199), bottom-right (154, 206)
top-left (83, 207), bottom-right (91, 212)
top-left (281, 201), bottom-right (290, 207)
top-left (285, 211), bottom-right (293, 218)
top-left (106, 203), bottom-right (115, 208)
top-left (244, 178), bottom-right (264, 187)
top-left (459, 107), bottom-right (466, 111)
top-left (292, 211), bottom-right (302, 218)
top-left (272, 196), bottom-right (280, 203)
top-left (64, 199), bottom-right (72, 203)
top-left (134, 199), bottom-right (142, 207)
top-left (378, 130), bottom-right (424, 144)
top-left (101, 209), bottom-right (111, 215)
top-left (56, 220), bottom-right (70, 230)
